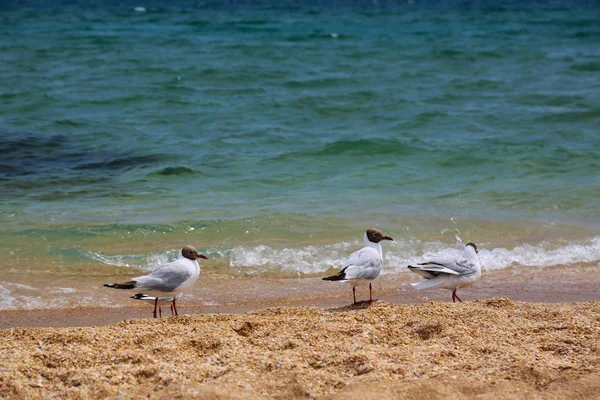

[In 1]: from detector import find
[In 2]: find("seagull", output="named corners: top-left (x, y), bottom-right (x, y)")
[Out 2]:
top-left (322, 228), bottom-right (393, 304)
top-left (130, 293), bottom-right (183, 318)
top-left (104, 245), bottom-right (207, 318)
top-left (408, 242), bottom-right (481, 303)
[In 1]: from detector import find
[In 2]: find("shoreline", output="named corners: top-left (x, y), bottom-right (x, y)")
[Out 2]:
top-left (1, 263), bottom-right (600, 329)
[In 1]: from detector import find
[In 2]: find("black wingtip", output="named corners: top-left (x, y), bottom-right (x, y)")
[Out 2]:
top-left (323, 266), bottom-right (348, 281)
top-left (104, 282), bottom-right (136, 290)
top-left (322, 272), bottom-right (346, 281)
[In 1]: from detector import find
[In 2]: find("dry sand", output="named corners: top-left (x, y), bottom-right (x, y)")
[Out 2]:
top-left (1, 298), bottom-right (600, 399)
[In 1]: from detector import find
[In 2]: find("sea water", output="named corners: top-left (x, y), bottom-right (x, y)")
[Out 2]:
top-left (1, 0), bottom-right (599, 309)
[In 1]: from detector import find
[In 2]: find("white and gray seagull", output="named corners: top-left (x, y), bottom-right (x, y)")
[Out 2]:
top-left (408, 242), bottom-right (481, 303)
top-left (323, 228), bottom-right (393, 304)
top-left (130, 293), bottom-right (183, 318)
top-left (104, 245), bottom-right (207, 318)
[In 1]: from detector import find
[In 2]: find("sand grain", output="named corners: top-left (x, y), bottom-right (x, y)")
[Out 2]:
top-left (1, 299), bottom-right (599, 399)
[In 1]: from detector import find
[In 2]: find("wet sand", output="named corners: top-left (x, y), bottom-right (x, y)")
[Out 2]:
top-left (1, 264), bottom-right (599, 329)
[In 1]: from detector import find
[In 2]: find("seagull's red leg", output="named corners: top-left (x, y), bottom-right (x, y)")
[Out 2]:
top-left (170, 303), bottom-right (174, 316)
top-left (369, 283), bottom-right (373, 302)
top-left (172, 298), bottom-right (179, 316)
top-left (153, 298), bottom-right (158, 318)
top-left (452, 289), bottom-right (456, 303)
top-left (159, 305), bottom-right (162, 318)
top-left (353, 286), bottom-right (357, 304)
top-left (455, 291), bottom-right (463, 303)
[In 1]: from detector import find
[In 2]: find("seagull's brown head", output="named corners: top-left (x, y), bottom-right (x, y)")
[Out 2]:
top-left (366, 228), bottom-right (394, 243)
top-left (465, 242), bottom-right (478, 254)
top-left (181, 245), bottom-right (208, 261)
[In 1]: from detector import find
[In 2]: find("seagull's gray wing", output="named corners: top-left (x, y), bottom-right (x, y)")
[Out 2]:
top-left (408, 268), bottom-right (438, 279)
top-left (409, 257), bottom-right (477, 278)
top-left (341, 247), bottom-right (382, 280)
top-left (133, 259), bottom-right (193, 292)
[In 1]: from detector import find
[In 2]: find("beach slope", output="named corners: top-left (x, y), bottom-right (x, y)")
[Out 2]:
top-left (1, 299), bottom-right (599, 399)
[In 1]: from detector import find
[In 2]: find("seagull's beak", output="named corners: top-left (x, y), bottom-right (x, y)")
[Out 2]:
top-left (198, 253), bottom-right (208, 260)
top-left (383, 236), bottom-right (394, 241)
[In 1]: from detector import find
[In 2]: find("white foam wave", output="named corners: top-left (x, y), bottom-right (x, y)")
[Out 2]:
top-left (6, 282), bottom-right (36, 291)
top-left (3, 238), bottom-right (599, 311)
top-left (0, 282), bottom-right (70, 311)
top-left (478, 237), bottom-right (600, 270)
top-left (388, 237), bottom-right (600, 271)
top-left (213, 241), bottom-right (357, 275)
top-left (50, 287), bottom-right (77, 294)
top-left (209, 236), bottom-right (600, 275)
top-left (82, 249), bottom-right (136, 267)
top-left (81, 248), bottom-right (175, 271)
top-left (80, 237), bottom-right (600, 277)
top-left (0, 282), bottom-right (128, 311)
top-left (208, 239), bottom-right (458, 275)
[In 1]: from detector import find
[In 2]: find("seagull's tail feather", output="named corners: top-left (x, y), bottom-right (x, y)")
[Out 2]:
top-left (412, 278), bottom-right (444, 290)
top-left (323, 275), bottom-right (344, 281)
top-left (104, 281), bottom-right (136, 290)
top-left (322, 268), bottom-right (347, 281)
top-left (130, 293), bottom-right (150, 300)
top-left (408, 265), bottom-right (436, 279)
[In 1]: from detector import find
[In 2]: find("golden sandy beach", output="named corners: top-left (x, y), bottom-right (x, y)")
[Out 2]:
top-left (1, 264), bottom-right (599, 399)
top-left (1, 298), bottom-right (600, 399)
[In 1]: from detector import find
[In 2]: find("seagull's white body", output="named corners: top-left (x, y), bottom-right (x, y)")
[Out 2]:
top-left (323, 229), bottom-right (393, 304)
top-left (132, 292), bottom-right (183, 306)
top-left (129, 249), bottom-right (201, 297)
top-left (104, 245), bottom-right (206, 318)
top-left (408, 244), bottom-right (481, 302)
top-left (336, 233), bottom-right (385, 287)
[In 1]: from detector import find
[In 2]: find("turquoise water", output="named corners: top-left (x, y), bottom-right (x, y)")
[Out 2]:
top-left (1, 1), bottom-right (600, 309)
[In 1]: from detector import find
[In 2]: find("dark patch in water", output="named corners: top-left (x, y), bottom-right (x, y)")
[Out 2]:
top-left (53, 119), bottom-right (89, 127)
top-left (74, 155), bottom-right (162, 170)
top-left (0, 164), bottom-right (18, 175)
top-left (316, 139), bottom-right (409, 156)
top-left (265, 138), bottom-right (428, 164)
top-left (33, 191), bottom-right (73, 201)
top-left (287, 31), bottom-right (351, 42)
top-left (149, 166), bottom-right (203, 176)
top-left (570, 61), bottom-right (600, 72)
top-left (0, 132), bottom-right (164, 178)
top-left (285, 77), bottom-right (349, 89)
top-left (537, 108), bottom-right (600, 123)
top-left (185, 20), bottom-right (212, 28)
top-left (416, 111), bottom-right (448, 122)
top-left (572, 31), bottom-right (600, 38)
top-left (431, 49), bottom-right (465, 59)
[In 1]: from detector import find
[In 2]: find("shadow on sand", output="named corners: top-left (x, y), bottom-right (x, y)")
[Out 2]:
top-left (326, 299), bottom-right (379, 313)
